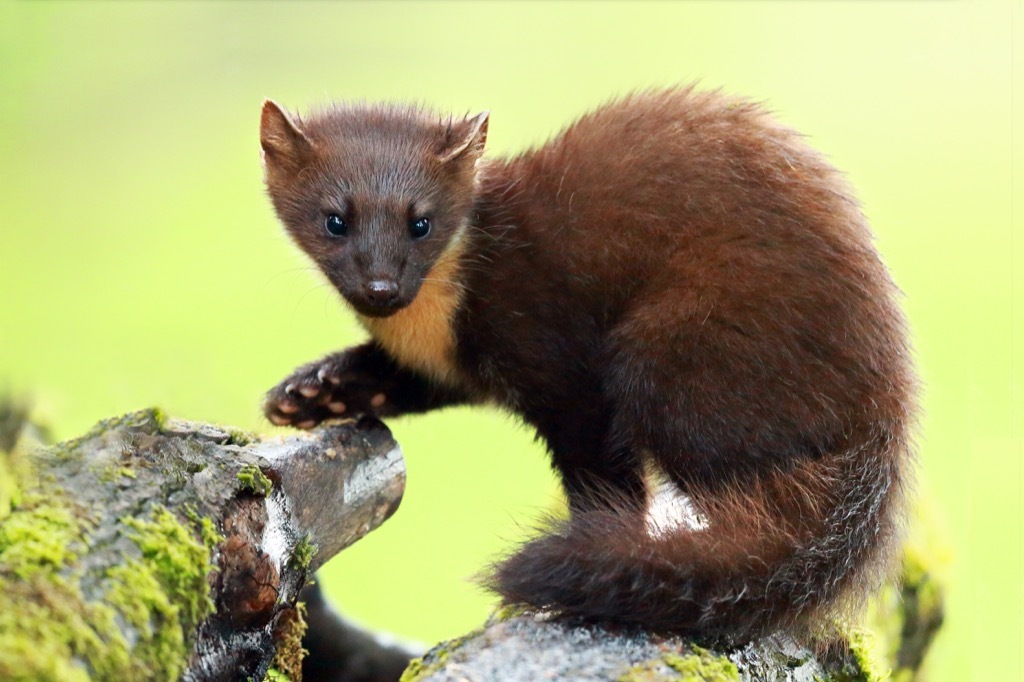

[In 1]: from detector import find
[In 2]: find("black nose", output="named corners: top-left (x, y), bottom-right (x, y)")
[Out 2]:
top-left (364, 279), bottom-right (399, 306)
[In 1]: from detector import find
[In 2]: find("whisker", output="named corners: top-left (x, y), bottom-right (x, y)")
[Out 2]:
top-left (290, 281), bottom-right (334, 326)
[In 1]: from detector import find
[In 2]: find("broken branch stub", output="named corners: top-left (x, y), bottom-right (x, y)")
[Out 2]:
top-left (0, 408), bottom-right (404, 682)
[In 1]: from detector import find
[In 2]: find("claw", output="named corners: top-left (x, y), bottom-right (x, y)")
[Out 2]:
top-left (317, 367), bottom-right (340, 384)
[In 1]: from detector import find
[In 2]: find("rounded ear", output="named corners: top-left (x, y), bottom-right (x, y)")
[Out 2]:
top-left (260, 99), bottom-right (313, 164)
top-left (438, 111), bottom-right (490, 163)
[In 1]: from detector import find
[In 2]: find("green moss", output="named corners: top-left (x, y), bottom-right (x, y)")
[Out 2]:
top-left (400, 656), bottom-right (440, 682)
top-left (289, 534), bottom-right (318, 570)
top-left (891, 496), bottom-right (949, 637)
top-left (0, 397), bottom-right (30, 453)
top-left (864, 581), bottom-right (902, 669)
top-left (490, 603), bottom-right (530, 623)
top-left (98, 464), bottom-right (137, 483)
top-left (118, 505), bottom-right (216, 630)
top-left (0, 575), bottom-right (133, 681)
top-left (268, 603), bottom-right (307, 681)
top-left (92, 504), bottom-right (218, 679)
top-left (150, 406), bottom-right (169, 429)
top-left (664, 647), bottom-right (740, 682)
top-left (237, 463), bottom-right (273, 496)
top-left (0, 451), bottom-right (19, 520)
top-left (0, 413), bottom-right (225, 680)
top-left (53, 407), bottom-right (168, 457)
top-left (815, 626), bottom-right (886, 682)
top-left (0, 490), bottom-right (137, 680)
top-left (901, 547), bottom-right (943, 628)
top-left (400, 645), bottom-right (454, 682)
top-left (615, 648), bottom-right (738, 682)
top-left (845, 628), bottom-right (887, 681)
top-left (265, 669), bottom-right (291, 681)
top-left (0, 498), bottom-right (84, 579)
top-left (616, 659), bottom-right (676, 682)
top-left (185, 505), bottom-right (225, 551)
top-left (226, 428), bottom-right (257, 446)
top-left (0, 421), bottom-right (32, 520)
top-left (861, 496), bottom-right (948, 680)
top-left (105, 560), bottom-right (186, 679)
top-left (199, 516), bottom-right (224, 549)
top-left (89, 407), bottom-right (168, 437)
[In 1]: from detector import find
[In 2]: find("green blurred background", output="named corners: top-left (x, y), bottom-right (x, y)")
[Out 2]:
top-left (1, 1), bottom-right (1020, 678)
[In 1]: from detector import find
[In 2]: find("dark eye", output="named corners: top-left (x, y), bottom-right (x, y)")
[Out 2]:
top-left (409, 217), bottom-right (431, 239)
top-left (324, 214), bottom-right (348, 237)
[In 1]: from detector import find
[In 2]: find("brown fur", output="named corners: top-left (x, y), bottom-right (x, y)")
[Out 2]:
top-left (260, 87), bottom-right (917, 640)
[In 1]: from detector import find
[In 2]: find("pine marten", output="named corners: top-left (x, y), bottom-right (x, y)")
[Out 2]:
top-left (259, 87), bottom-right (916, 640)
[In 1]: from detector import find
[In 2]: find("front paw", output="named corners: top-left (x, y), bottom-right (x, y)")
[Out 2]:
top-left (263, 355), bottom-right (391, 429)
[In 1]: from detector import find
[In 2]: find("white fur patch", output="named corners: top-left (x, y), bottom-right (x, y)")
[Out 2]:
top-left (644, 470), bottom-right (709, 538)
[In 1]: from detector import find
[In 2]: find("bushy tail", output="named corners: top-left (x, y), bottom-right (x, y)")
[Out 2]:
top-left (487, 433), bottom-right (907, 640)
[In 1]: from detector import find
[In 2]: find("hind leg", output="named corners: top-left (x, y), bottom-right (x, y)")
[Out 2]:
top-left (606, 279), bottom-right (841, 498)
top-left (604, 286), bottom-right (760, 496)
top-left (527, 399), bottom-right (647, 517)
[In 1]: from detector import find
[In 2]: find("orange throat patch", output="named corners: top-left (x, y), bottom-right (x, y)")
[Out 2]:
top-left (357, 241), bottom-right (466, 387)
